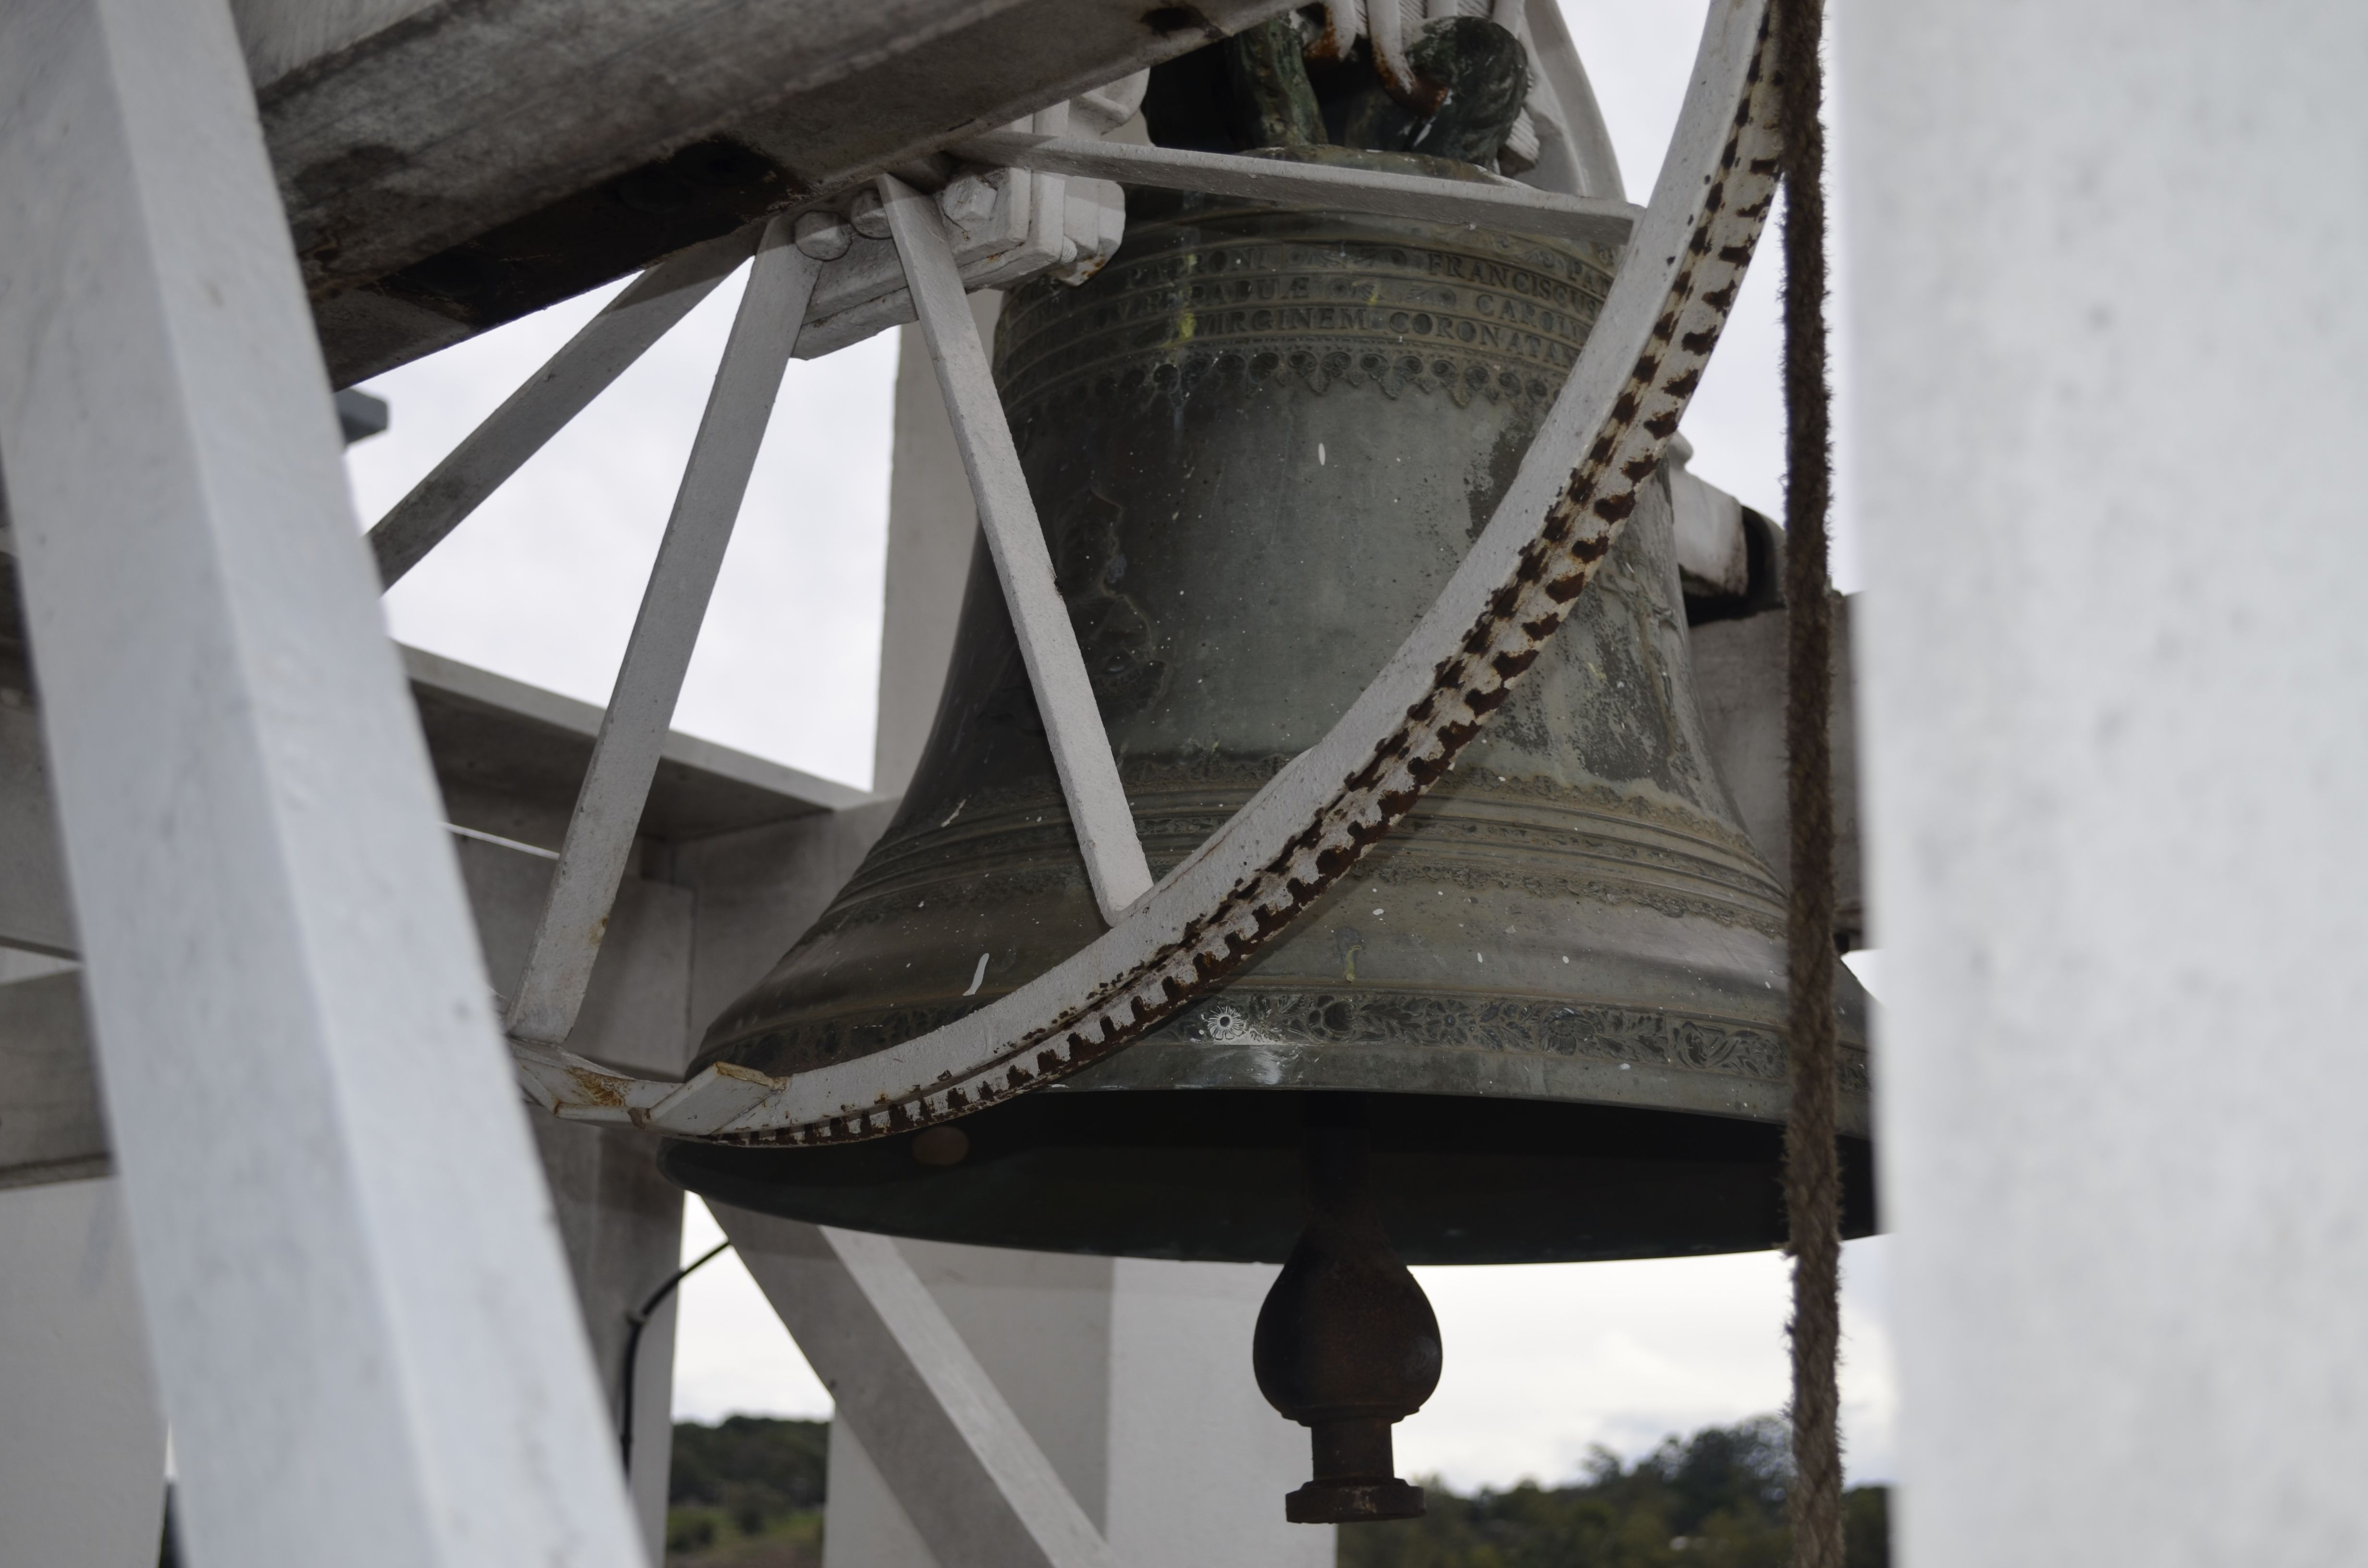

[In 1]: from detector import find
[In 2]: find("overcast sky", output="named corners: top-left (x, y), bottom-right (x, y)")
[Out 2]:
top-left (346, 0), bottom-right (1891, 1493)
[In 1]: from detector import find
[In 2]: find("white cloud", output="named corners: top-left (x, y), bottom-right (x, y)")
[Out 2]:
top-left (1402, 1238), bottom-right (1897, 1491)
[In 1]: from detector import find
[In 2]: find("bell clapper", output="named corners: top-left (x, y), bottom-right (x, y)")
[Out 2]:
top-left (1253, 1094), bottom-right (1442, 1524)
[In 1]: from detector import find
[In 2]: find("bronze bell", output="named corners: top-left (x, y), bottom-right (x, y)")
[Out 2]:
top-left (666, 21), bottom-right (1872, 1525)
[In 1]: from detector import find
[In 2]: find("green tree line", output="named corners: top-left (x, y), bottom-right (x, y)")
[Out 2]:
top-left (661, 1414), bottom-right (1890, 1568)
top-left (1339, 1418), bottom-right (1890, 1568)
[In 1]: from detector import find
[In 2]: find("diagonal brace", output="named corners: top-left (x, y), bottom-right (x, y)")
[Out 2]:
top-left (880, 173), bottom-right (1154, 925)
top-left (506, 218), bottom-right (818, 1048)
top-left (368, 225), bottom-right (763, 589)
top-left (714, 1204), bottom-right (1119, 1568)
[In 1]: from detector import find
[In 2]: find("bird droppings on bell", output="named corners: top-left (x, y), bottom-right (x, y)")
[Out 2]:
top-left (662, 20), bottom-right (1874, 1527)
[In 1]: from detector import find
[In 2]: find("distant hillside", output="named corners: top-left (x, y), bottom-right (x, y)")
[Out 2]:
top-left (1340, 1419), bottom-right (1890, 1568)
top-left (662, 1414), bottom-right (1890, 1568)
top-left (666, 1416), bottom-right (827, 1567)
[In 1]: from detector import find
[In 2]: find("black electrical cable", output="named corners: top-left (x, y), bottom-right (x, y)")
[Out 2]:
top-left (619, 1240), bottom-right (731, 1477)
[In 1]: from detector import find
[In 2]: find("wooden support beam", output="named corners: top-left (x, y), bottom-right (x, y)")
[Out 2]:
top-left (960, 132), bottom-right (1641, 247)
top-left (264, 0), bottom-right (1301, 384)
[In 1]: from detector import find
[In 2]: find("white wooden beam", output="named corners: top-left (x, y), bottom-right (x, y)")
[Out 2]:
top-left (506, 221), bottom-right (819, 1049)
top-left (281, 0), bottom-right (1305, 384)
top-left (712, 1204), bottom-right (1119, 1568)
top-left (958, 132), bottom-right (1641, 248)
top-left (0, 0), bottom-right (646, 1562)
top-left (881, 174), bottom-right (1154, 924)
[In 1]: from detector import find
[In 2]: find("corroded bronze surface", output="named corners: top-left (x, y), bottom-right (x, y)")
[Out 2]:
top-left (667, 182), bottom-right (1872, 1264)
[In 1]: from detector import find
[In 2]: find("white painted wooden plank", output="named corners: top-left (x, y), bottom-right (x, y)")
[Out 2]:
top-left (879, 174), bottom-right (1154, 925)
top-left (644, 1063), bottom-right (776, 1135)
top-left (0, 0), bottom-right (647, 1563)
top-left (958, 132), bottom-right (1641, 248)
top-left (714, 1204), bottom-right (1120, 1568)
top-left (368, 225), bottom-right (760, 588)
top-left (505, 219), bottom-right (819, 1048)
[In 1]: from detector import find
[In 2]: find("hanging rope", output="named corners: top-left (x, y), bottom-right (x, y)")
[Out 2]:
top-left (1775, 0), bottom-right (1842, 1564)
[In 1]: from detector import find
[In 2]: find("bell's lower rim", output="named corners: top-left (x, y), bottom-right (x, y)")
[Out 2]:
top-left (706, 983), bottom-right (1871, 1143)
top-left (660, 1087), bottom-right (1880, 1267)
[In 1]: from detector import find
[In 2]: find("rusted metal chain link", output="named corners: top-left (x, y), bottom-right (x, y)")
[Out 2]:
top-left (1775, 0), bottom-right (1842, 1562)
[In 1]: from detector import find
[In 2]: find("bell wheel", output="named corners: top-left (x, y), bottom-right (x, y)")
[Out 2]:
top-left (366, 0), bottom-right (1810, 1150)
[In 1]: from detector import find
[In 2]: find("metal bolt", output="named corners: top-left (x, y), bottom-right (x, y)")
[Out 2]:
top-left (936, 173), bottom-right (999, 235)
top-left (794, 209), bottom-right (854, 260)
top-left (849, 188), bottom-right (892, 240)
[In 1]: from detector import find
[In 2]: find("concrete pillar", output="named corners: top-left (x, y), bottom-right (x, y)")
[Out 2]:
top-left (1838, 2), bottom-right (2368, 1562)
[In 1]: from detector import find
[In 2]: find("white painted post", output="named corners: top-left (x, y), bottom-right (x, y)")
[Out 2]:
top-left (879, 173), bottom-right (1155, 924)
top-left (1838, 2), bottom-right (2368, 1563)
top-left (0, 0), bottom-right (646, 1562)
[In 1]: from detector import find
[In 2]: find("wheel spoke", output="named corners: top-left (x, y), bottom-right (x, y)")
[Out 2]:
top-left (367, 224), bottom-right (762, 589)
top-left (504, 217), bottom-right (819, 1048)
top-left (957, 132), bottom-right (1640, 248)
top-left (878, 172), bottom-right (1155, 927)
